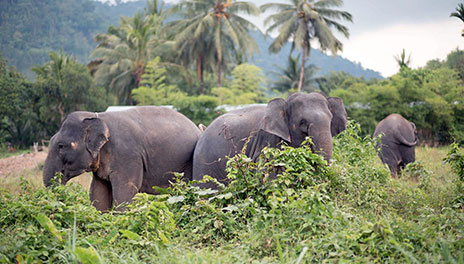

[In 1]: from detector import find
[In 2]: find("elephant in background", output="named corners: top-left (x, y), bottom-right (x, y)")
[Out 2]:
top-left (373, 113), bottom-right (418, 178)
top-left (43, 106), bottom-right (201, 211)
top-left (327, 97), bottom-right (348, 137)
top-left (192, 92), bottom-right (347, 189)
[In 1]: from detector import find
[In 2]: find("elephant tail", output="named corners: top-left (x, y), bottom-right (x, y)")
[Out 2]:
top-left (396, 134), bottom-right (417, 147)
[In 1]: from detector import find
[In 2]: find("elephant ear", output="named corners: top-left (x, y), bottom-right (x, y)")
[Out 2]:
top-left (247, 98), bottom-right (291, 160)
top-left (83, 117), bottom-right (110, 159)
top-left (327, 97), bottom-right (348, 137)
top-left (409, 121), bottom-right (417, 133)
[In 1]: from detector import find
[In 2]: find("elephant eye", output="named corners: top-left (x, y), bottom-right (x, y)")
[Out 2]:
top-left (58, 143), bottom-right (66, 150)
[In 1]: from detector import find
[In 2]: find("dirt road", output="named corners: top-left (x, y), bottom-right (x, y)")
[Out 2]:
top-left (0, 150), bottom-right (48, 176)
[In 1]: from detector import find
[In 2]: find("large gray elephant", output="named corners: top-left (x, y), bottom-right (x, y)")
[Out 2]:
top-left (43, 106), bottom-right (201, 211)
top-left (192, 92), bottom-right (347, 188)
top-left (373, 113), bottom-right (418, 178)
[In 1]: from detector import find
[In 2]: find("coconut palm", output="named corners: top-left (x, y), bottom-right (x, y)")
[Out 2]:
top-left (271, 54), bottom-right (320, 93)
top-left (90, 6), bottom-right (164, 105)
top-left (167, 0), bottom-right (260, 92)
top-left (451, 3), bottom-right (464, 36)
top-left (261, 0), bottom-right (352, 92)
top-left (394, 48), bottom-right (411, 70)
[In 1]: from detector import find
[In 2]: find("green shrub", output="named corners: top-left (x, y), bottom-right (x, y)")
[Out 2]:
top-left (0, 179), bottom-right (174, 263)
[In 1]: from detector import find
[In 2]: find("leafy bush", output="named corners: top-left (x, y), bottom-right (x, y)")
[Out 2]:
top-left (0, 179), bottom-right (174, 263)
top-left (332, 121), bottom-right (391, 213)
top-left (444, 142), bottom-right (464, 208)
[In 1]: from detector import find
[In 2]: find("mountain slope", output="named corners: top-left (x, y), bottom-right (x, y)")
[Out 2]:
top-left (0, 0), bottom-right (382, 80)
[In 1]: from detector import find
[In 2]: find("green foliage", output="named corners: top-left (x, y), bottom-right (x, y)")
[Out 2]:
top-left (0, 53), bottom-right (39, 146)
top-left (1, 123), bottom-right (464, 262)
top-left (0, 180), bottom-right (174, 263)
top-left (270, 55), bottom-right (321, 94)
top-left (444, 142), bottom-right (464, 181)
top-left (330, 64), bottom-right (464, 144)
top-left (166, 0), bottom-right (260, 88)
top-left (402, 161), bottom-right (432, 190)
top-left (212, 63), bottom-right (267, 105)
top-left (261, 0), bottom-right (352, 91)
top-left (91, 8), bottom-right (166, 105)
top-left (132, 57), bottom-right (186, 105)
top-left (443, 142), bottom-right (464, 208)
top-left (173, 95), bottom-right (220, 125)
top-left (33, 51), bottom-right (112, 135)
top-left (0, 0), bottom-right (112, 79)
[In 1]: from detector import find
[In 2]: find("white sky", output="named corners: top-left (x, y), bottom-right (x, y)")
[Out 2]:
top-left (98, 0), bottom-right (464, 77)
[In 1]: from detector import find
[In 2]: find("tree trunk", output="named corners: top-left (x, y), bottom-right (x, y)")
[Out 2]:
top-left (297, 40), bottom-right (307, 92)
top-left (197, 53), bottom-right (204, 95)
top-left (58, 103), bottom-right (65, 122)
top-left (217, 58), bottom-right (222, 87)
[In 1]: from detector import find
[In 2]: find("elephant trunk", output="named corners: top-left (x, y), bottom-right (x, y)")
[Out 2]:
top-left (43, 146), bottom-right (63, 187)
top-left (311, 127), bottom-right (333, 164)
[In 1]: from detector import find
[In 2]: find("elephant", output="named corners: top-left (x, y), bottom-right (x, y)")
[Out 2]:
top-left (327, 97), bottom-right (348, 137)
top-left (373, 113), bottom-right (418, 178)
top-left (192, 92), bottom-right (347, 189)
top-left (43, 106), bottom-right (202, 211)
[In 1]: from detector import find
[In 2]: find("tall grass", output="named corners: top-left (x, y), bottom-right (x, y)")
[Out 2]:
top-left (0, 122), bottom-right (463, 263)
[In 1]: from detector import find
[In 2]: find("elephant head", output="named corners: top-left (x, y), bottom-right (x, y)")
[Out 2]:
top-left (43, 112), bottom-right (109, 187)
top-left (327, 97), bottom-right (347, 137)
top-left (248, 93), bottom-right (335, 163)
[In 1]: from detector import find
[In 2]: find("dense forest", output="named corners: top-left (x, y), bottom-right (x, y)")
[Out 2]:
top-left (0, 0), bottom-right (146, 79)
top-left (0, 0), bottom-right (381, 80)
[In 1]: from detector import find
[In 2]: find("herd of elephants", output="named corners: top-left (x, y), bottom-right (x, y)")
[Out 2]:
top-left (42, 92), bottom-right (418, 211)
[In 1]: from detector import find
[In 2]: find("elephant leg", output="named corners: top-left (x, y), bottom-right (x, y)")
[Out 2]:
top-left (400, 145), bottom-right (415, 165)
top-left (386, 160), bottom-right (399, 178)
top-left (379, 150), bottom-right (399, 178)
top-left (90, 174), bottom-right (113, 212)
top-left (111, 163), bottom-right (143, 210)
top-left (183, 160), bottom-right (193, 182)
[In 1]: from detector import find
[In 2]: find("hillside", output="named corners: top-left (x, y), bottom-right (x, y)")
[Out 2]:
top-left (0, 0), bottom-right (382, 80)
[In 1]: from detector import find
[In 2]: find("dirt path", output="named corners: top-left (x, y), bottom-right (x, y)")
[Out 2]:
top-left (0, 150), bottom-right (48, 176)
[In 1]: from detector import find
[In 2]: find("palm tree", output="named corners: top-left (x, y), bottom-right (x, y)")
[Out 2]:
top-left (394, 48), bottom-right (411, 70)
top-left (32, 51), bottom-right (72, 122)
top-left (261, 0), bottom-right (352, 92)
top-left (271, 54), bottom-right (320, 93)
top-left (167, 0), bottom-right (260, 92)
top-left (90, 3), bottom-right (164, 105)
top-left (450, 3), bottom-right (464, 36)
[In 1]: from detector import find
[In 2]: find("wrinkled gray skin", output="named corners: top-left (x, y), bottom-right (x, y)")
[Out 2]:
top-left (327, 97), bottom-right (348, 137)
top-left (193, 93), bottom-right (346, 188)
top-left (43, 106), bottom-right (201, 211)
top-left (373, 114), bottom-right (418, 178)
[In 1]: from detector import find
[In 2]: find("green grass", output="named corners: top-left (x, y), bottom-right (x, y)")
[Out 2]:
top-left (0, 122), bottom-right (463, 263)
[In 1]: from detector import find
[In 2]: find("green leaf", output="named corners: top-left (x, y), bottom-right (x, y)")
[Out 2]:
top-left (34, 213), bottom-right (62, 242)
top-left (103, 229), bottom-right (119, 245)
top-left (120, 229), bottom-right (141, 240)
top-left (152, 186), bottom-right (172, 194)
top-left (222, 205), bottom-right (239, 212)
top-left (158, 230), bottom-right (170, 244)
top-left (74, 246), bottom-right (101, 264)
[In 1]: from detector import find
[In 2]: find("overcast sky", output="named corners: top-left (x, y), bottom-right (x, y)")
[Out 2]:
top-left (100, 0), bottom-right (464, 77)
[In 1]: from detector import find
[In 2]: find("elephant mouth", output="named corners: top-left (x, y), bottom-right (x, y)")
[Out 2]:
top-left (62, 168), bottom-right (86, 184)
